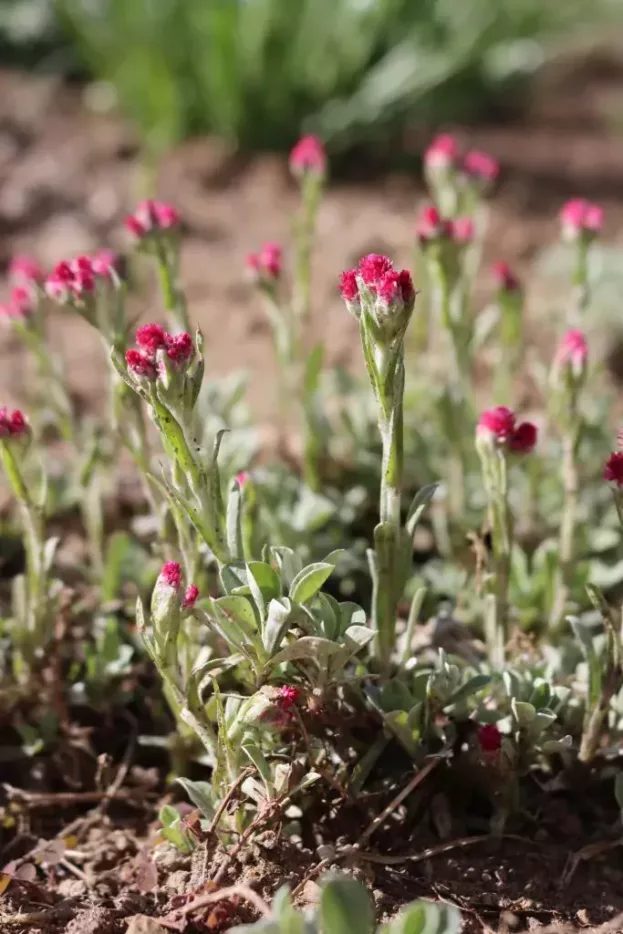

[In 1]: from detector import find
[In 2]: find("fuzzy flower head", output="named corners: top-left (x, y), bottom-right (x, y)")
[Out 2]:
top-left (182, 584), bottom-right (199, 610)
top-left (415, 205), bottom-right (452, 246)
top-left (0, 406), bottom-right (29, 442)
top-left (450, 216), bottom-right (474, 244)
top-left (0, 286), bottom-right (35, 322)
top-left (90, 248), bottom-right (120, 279)
top-left (289, 135), bottom-right (326, 178)
top-left (278, 685), bottom-right (300, 710)
top-left (477, 723), bottom-right (502, 754)
top-left (44, 257), bottom-right (96, 306)
top-left (491, 261), bottom-right (521, 295)
top-left (8, 255), bottom-right (43, 290)
top-left (553, 329), bottom-right (588, 389)
top-left (560, 199), bottom-right (603, 242)
top-left (126, 323), bottom-right (195, 387)
top-left (604, 451), bottom-right (623, 488)
top-left (424, 134), bottom-right (459, 174)
top-left (339, 253), bottom-right (415, 341)
top-left (463, 150), bottom-right (500, 186)
top-left (246, 242), bottom-right (282, 287)
top-left (150, 561), bottom-right (194, 634)
top-left (477, 406), bottom-right (537, 454)
top-left (125, 200), bottom-right (180, 241)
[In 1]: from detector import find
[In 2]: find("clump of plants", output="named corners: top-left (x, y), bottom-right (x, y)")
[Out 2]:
top-left (1, 131), bottom-right (623, 927)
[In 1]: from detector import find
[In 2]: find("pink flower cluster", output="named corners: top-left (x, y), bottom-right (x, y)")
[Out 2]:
top-left (44, 250), bottom-right (118, 304)
top-left (491, 261), bottom-right (521, 294)
top-left (339, 253), bottom-right (414, 313)
top-left (8, 255), bottom-right (43, 289)
top-left (125, 200), bottom-right (180, 239)
top-left (0, 406), bottom-right (28, 439)
top-left (246, 242), bottom-right (282, 283)
top-left (560, 199), bottom-right (603, 240)
top-left (477, 406), bottom-right (537, 454)
top-left (158, 561), bottom-right (199, 609)
top-left (0, 286), bottom-right (35, 321)
top-left (424, 134), bottom-right (499, 184)
top-left (554, 329), bottom-right (588, 370)
top-left (604, 451), bottom-right (623, 488)
top-left (277, 684), bottom-right (300, 710)
top-left (415, 205), bottom-right (474, 245)
top-left (289, 135), bottom-right (326, 176)
top-left (125, 323), bottom-right (194, 380)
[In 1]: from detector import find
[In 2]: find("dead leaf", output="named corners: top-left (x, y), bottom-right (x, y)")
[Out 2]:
top-left (0, 873), bottom-right (11, 896)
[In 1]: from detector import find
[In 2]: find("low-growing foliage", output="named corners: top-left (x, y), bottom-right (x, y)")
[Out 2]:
top-left (1, 127), bottom-right (623, 924)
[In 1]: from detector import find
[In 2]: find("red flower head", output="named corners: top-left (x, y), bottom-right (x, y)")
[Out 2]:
top-left (289, 135), bottom-right (326, 176)
top-left (8, 255), bottom-right (43, 288)
top-left (358, 253), bottom-right (393, 288)
top-left (0, 286), bottom-right (34, 321)
top-left (555, 329), bottom-right (588, 370)
top-left (160, 561), bottom-right (182, 590)
top-left (44, 258), bottom-right (95, 303)
top-left (339, 269), bottom-right (359, 304)
top-left (125, 348), bottom-right (156, 380)
top-left (136, 323), bottom-right (167, 354)
top-left (477, 406), bottom-right (516, 443)
top-left (339, 254), bottom-right (414, 328)
top-left (166, 332), bottom-right (193, 365)
top-left (246, 242), bottom-right (282, 283)
top-left (463, 150), bottom-right (499, 183)
top-left (477, 723), bottom-right (502, 754)
top-left (90, 248), bottom-right (119, 278)
top-left (560, 199), bottom-right (603, 241)
top-left (182, 584), bottom-right (199, 609)
top-left (491, 261), bottom-right (521, 294)
top-left (509, 421), bottom-right (538, 454)
top-left (424, 134), bottom-right (459, 172)
top-left (0, 406), bottom-right (29, 439)
top-left (604, 451), bottom-right (623, 487)
top-left (236, 471), bottom-right (250, 489)
top-left (125, 200), bottom-right (180, 239)
top-left (415, 204), bottom-right (451, 244)
top-left (278, 685), bottom-right (300, 710)
top-left (451, 216), bottom-right (474, 244)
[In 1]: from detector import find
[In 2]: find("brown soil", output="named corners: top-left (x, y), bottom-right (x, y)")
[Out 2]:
top-left (2, 50), bottom-right (623, 934)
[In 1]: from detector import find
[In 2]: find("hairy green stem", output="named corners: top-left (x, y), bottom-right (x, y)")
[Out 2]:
top-left (549, 430), bottom-right (579, 632)
top-left (156, 242), bottom-right (190, 332)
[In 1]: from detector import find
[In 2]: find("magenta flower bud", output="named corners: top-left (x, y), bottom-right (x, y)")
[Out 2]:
top-left (477, 406), bottom-right (516, 445)
top-left (246, 242), bottom-right (282, 286)
top-left (491, 261), bottom-right (521, 295)
top-left (8, 255), bottom-right (43, 289)
top-left (415, 204), bottom-right (452, 246)
top-left (236, 471), bottom-right (250, 489)
top-left (339, 254), bottom-right (415, 340)
top-left (277, 685), bottom-right (300, 710)
top-left (182, 584), bottom-right (199, 610)
top-left (450, 216), bottom-right (474, 244)
top-left (0, 286), bottom-right (34, 321)
top-left (90, 248), bottom-right (119, 279)
top-left (604, 451), bottom-right (623, 487)
top-left (44, 258), bottom-right (95, 305)
top-left (125, 349), bottom-right (157, 381)
top-left (151, 560), bottom-right (184, 631)
top-left (136, 323), bottom-right (168, 354)
top-left (289, 134), bottom-right (326, 177)
top-left (0, 406), bottom-right (29, 440)
top-left (477, 723), bottom-right (502, 754)
top-left (553, 329), bottom-right (588, 387)
top-left (477, 406), bottom-right (537, 454)
top-left (125, 200), bottom-right (180, 240)
top-left (424, 134), bottom-right (459, 173)
top-left (509, 421), bottom-right (538, 454)
top-left (463, 149), bottom-right (499, 185)
top-left (560, 198), bottom-right (603, 242)
top-left (165, 332), bottom-right (193, 366)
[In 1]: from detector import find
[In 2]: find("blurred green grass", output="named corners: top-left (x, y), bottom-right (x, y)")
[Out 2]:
top-left (1, 0), bottom-right (621, 157)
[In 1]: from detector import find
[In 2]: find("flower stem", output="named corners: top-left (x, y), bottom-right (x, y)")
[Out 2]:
top-left (156, 242), bottom-right (190, 332)
top-left (549, 430), bottom-right (579, 632)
